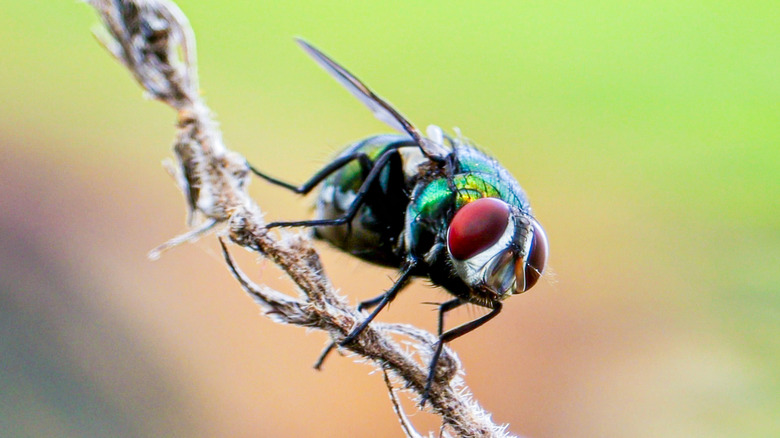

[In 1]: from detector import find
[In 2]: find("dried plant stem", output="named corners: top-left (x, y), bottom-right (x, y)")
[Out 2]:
top-left (85, 1), bottom-right (514, 436)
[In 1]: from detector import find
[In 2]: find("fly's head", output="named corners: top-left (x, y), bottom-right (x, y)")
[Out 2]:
top-left (446, 198), bottom-right (548, 301)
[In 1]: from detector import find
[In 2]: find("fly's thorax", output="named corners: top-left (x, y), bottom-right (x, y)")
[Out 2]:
top-left (453, 144), bottom-right (530, 209)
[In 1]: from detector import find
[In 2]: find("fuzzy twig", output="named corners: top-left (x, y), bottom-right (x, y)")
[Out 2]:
top-left (85, 1), bottom-right (513, 436)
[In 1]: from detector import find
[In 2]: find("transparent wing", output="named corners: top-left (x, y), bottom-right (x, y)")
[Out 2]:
top-left (296, 38), bottom-right (449, 161)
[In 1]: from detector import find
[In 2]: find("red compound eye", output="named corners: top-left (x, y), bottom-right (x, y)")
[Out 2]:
top-left (447, 198), bottom-right (510, 261)
top-left (518, 218), bottom-right (548, 291)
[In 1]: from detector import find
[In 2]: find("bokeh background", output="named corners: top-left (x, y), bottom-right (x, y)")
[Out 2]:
top-left (1, 1), bottom-right (777, 437)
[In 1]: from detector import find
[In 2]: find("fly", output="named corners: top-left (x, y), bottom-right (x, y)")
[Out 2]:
top-left (250, 39), bottom-right (549, 403)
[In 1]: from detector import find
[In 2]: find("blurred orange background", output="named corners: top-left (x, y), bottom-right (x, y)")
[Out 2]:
top-left (1, 1), bottom-right (777, 437)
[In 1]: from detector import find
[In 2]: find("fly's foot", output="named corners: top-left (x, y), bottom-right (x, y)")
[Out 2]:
top-left (313, 341), bottom-right (337, 370)
top-left (339, 324), bottom-right (364, 347)
top-left (419, 339), bottom-right (461, 408)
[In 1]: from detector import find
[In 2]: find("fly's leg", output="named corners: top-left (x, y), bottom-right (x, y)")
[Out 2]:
top-left (264, 145), bottom-right (406, 229)
top-left (312, 343), bottom-right (337, 370)
top-left (256, 152), bottom-right (372, 246)
top-left (341, 262), bottom-right (416, 345)
top-left (313, 262), bottom-right (416, 370)
top-left (313, 288), bottom-right (398, 370)
top-left (248, 152), bottom-right (371, 195)
top-left (421, 301), bottom-right (503, 407)
top-left (248, 139), bottom-right (415, 195)
top-left (436, 298), bottom-right (464, 336)
top-left (356, 292), bottom-right (388, 312)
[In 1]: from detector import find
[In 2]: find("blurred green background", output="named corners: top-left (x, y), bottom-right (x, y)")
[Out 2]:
top-left (1, 1), bottom-right (777, 437)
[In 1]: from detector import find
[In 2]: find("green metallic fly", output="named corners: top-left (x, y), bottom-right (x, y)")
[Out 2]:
top-left (251, 39), bottom-right (549, 403)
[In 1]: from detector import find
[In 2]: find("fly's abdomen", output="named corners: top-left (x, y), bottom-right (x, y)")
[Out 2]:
top-left (313, 134), bottom-right (412, 267)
